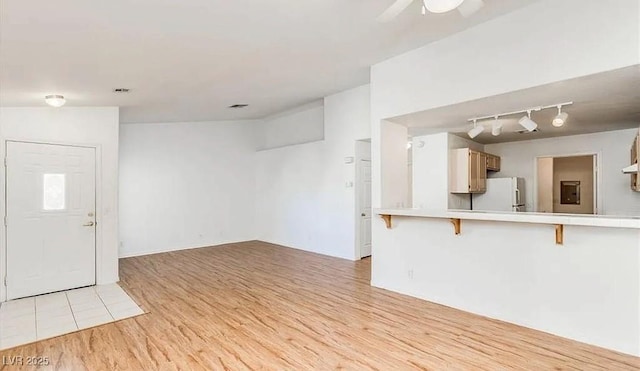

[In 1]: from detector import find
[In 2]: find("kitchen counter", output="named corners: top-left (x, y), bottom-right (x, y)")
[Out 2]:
top-left (374, 208), bottom-right (640, 229)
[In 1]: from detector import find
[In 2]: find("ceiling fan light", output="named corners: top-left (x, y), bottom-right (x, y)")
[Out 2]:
top-left (423, 0), bottom-right (465, 13)
top-left (552, 112), bottom-right (568, 127)
top-left (468, 124), bottom-right (484, 139)
top-left (518, 115), bottom-right (538, 132)
top-left (45, 95), bottom-right (66, 108)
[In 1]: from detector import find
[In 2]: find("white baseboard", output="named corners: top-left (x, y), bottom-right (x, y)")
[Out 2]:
top-left (118, 239), bottom-right (255, 258)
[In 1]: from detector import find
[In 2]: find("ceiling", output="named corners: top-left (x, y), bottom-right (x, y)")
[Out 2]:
top-left (0, 0), bottom-right (538, 123)
top-left (392, 65), bottom-right (640, 144)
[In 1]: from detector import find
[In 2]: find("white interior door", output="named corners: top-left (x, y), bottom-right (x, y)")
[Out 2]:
top-left (358, 159), bottom-right (372, 258)
top-left (6, 141), bottom-right (96, 300)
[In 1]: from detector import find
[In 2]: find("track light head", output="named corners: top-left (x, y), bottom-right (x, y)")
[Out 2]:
top-left (518, 111), bottom-right (538, 132)
top-left (491, 118), bottom-right (503, 136)
top-left (468, 120), bottom-right (484, 139)
top-left (552, 106), bottom-right (568, 127)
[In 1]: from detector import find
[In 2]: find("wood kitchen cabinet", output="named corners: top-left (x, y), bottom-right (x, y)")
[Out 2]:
top-left (486, 154), bottom-right (501, 172)
top-left (450, 148), bottom-right (488, 193)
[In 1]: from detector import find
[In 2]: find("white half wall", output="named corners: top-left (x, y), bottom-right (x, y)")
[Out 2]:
top-left (373, 217), bottom-right (640, 356)
top-left (0, 107), bottom-right (120, 302)
top-left (119, 121), bottom-right (258, 257)
top-left (255, 85), bottom-right (370, 260)
top-left (485, 129), bottom-right (640, 216)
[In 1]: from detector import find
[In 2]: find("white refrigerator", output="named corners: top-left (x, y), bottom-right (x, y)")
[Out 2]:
top-left (473, 177), bottom-right (526, 212)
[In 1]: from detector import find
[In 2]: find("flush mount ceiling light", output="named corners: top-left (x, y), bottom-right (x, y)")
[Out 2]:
top-left (491, 117), bottom-right (503, 136)
top-left (467, 119), bottom-right (484, 139)
top-left (518, 110), bottom-right (538, 132)
top-left (45, 95), bottom-right (66, 108)
top-left (552, 105), bottom-right (569, 127)
top-left (423, 0), bottom-right (465, 13)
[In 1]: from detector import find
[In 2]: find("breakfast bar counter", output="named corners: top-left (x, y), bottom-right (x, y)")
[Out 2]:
top-left (371, 208), bottom-right (640, 356)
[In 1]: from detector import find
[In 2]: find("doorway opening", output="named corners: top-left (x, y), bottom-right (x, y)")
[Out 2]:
top-left (355, 139), bottom-right (372, 260)
top-left (536, 154), bottom-right (598, 214)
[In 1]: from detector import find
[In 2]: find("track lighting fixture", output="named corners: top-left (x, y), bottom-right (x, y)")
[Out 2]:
top-left (468, 119), bottom-right (484, 139)
top-left (491, 117), bottom-right (502, 136)
top-left (518, 110), bottom-right (538, 132)
top-left (466, 101), bottom-right (572, 138)
top-left (552, 105), bottom-right (569, 127)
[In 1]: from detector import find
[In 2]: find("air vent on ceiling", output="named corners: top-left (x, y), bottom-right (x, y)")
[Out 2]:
top-left (516, 128), bottom-right (540, 134)
top-left (229, 104), bottom-right (249, 109)
top-left (113, 88), bottom-right (131, 93)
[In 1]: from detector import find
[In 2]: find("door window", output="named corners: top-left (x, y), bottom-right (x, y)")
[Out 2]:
top-left (43, 173), bottom-right (66, 210)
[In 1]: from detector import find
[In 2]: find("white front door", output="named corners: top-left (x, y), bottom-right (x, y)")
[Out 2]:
top-left (359, 159), bottom-right (372, 258)
top-left (6, 141), bottom-right (96, 300)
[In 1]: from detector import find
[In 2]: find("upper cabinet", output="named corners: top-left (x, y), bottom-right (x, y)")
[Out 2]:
top-left (450, 149), bottom-right (498, 194)
top-left (486, 154), bottom-right (501, 172)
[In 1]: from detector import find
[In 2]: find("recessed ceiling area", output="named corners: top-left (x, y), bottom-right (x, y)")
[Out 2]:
top-left (0, 0), bottom-right (538, 123)
top-left (391, 65), bottom-right (640, 144)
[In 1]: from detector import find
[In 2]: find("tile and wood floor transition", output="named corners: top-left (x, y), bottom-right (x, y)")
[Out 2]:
top-left (0, 284), bottom-right (144, 351)
top-left (1, 241), bottom-right (638, 370)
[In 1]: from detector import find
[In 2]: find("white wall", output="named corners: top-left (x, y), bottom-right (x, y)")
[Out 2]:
top-left (255, 85), bottom-right (370, 260)
top-left (373, 218), bottom-right (640, 356)
top-left (258, 101), bottom-right (324, 150)
top-left (411, 133), bottom-right (448, 209)
top-left (485, 129), bottom-right (640, 216)
top-left (0, 107), bottom-right (120, 302)
top-left (410, 133), bottom-right (484, 210)
top-left (119, 121), bottom-right (258, 257)
top-left (380, 120), bottom-right (408, 208)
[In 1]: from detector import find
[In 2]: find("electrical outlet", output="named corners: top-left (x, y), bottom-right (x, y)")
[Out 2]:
top-left (407, 269), bottom-right (414, 279)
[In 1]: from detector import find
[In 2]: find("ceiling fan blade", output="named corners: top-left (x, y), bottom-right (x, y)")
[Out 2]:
top-left (376, 0), bottom-right (416, 23)
top-left (457, 0), bottom-right (485, 18)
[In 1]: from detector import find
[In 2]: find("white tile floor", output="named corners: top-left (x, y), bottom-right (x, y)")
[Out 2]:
top-left (0, 284), bottom-right (144, 350)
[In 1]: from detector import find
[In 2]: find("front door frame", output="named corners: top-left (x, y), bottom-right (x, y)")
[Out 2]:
top-left (1, 139), bottom-right (102, 302)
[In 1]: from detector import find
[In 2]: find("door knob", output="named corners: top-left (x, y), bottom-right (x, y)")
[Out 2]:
top-left (83, 221), bottom-right (95, 227)
top-left (361, 213), bottom-right (366, 217)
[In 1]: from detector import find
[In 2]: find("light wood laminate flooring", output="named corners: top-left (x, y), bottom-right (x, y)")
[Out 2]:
top-left (1, 241), bottom-right (638, 370)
